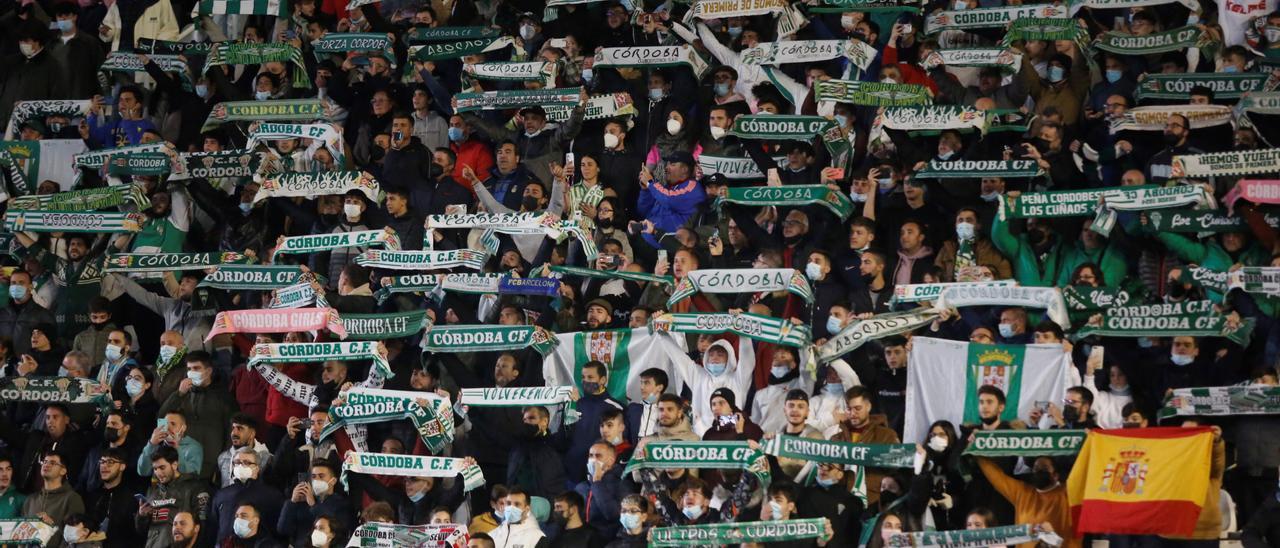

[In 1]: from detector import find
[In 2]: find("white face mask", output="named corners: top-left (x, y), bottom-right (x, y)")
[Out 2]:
top-left (62, 526), bottom-right (80, 543)
top-left (233, 464), bottom-right (253, 481)
top-left (841, 14), bottom-right (855, 29)
top-left (956, 221), bottom-right (976, 240)
top-left (18, 43), bottom-right (36, 58)
top-left (343, 203), bottom-right (362, 219)
top-left (310, 530), bottom-right (329, 547)
top-left (603, 132), bottom-right (620, 149)
top-left (519, 24), bottom-right (536, 40)
top-left (709, 125), bottom-right (727, 139)
top-left (928, 435), bottom-right (949, 452)
top-left (311, 479), bottom-right (331, 496)
top-left (667, 119), bottom-right (682, 135)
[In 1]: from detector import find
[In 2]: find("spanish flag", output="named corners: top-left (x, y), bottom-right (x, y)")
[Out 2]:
top-left (1067, 427), bottom-right (1213, 537)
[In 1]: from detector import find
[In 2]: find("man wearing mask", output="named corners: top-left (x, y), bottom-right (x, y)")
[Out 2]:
top-left (460, 96), bottom-right (588, 187)
top-left (0, 23), bottom-right (62, 127)
top-left (84, 447), bottom-right (146, 545)
top-left (228, 504), bottom-right (278, 546)
top-left (559, 362), bottom-right (624, 483)
top-left (851, 250), bottom-right (893, 315)
top-left (149, 331), bottom-right (188, 401)
top-left (1147, 114), bottom-right (1203, 185)
top-left (136, 446), bottom-right (209, 548)
top-left (211, 448), bottom-right (283, 543)
top-left (991, 193), bottom-right (1067, 287)
top-left (21, 450), bottom-right (84, 547)
top-left (1021, 51), bottom-right (1090, 125)
top-left (0, 270), bottom-right (55, 355)
top-left (547, 491), bottom-right (600, 548)
top-left (71, 298), bottom-right (120, 365)
top-left (573, 441), bottom-right (625, 540)
top-left (488, 489), bottom-right (546, 548)
top-left (830, 386), bottom-right (899, 505)
top-left (215, 414), bottom-right (271, 488)
top-left (976, 456), bottom-right (1079, 548)
top-left (598, 120), bottom-right (642, 210)
top-left (98, 329), bottom-right (136, 394)
top-left (446, 115), bottom-right (495, 185)
top-left (382, 113), bottom-right (438, 197)
top-left (49, 3), bottom-right (105, 99)
top-left (798, 463), bottom-right (863, 545)
top-left (751, 347), bottom-right (814, 433)
top-left (507, 406), bottom-right (567, 500)
top-left (158, 352), bottom-right (233, 482)
top-left (78, 410), bottom-right (141, 492)
top-left (698, 106), bottom-right (740, 157)
top-left (139, 410), bottom-right (204, 479)
top-left (625, 368), bottom-right (667, 444)
top-left (961, 385), bottom-right (1022, 525)
top-left (103, 273), bottom-right (210, 352)
top-left (935, 208), bottom-right (1012, 282)
top-left (279, 460), bottom-right (352, 546)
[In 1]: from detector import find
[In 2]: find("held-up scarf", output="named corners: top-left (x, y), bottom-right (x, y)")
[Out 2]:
top-left (740, 40), bottom-right (878, 72)
top-left (728, 115), bottom-right (848, 156)
top-left (105, 152), bottom-right (172, 176)
top-left (887, 524), bottom-right (1062, 548)
top-left (545, 92), bottom-right (637, 123)
top-left (340, 310), bottom-right (432, 340)
top-left (593, 45), bottom-right (710, 78)
top-left (1092, 184), bottom-right (1214, 236)
top-left (925, 4), bottom-right (1069, 33)
top-left (99, 52), bottom-right (193, 90)
top-left (1225, 179), bottom-right (1280, 211)
top-left (1070, 0), bottom-right (1198, 12)
top-left (697, 155), bottom-right (785, 180)
top-left (625, 440), bottom-right (770, 486)
top-left (344, 522), bottom-right (469, 548)
top-left (1094, 25), bottom-right (1207, 55)
top-left (1111, 105), bottom-right (1233, 133)
top-left (201, 99), bottom-right (326, 132)
top-left (817, 309), bottom-right (941, 362)
top-left (169, 149), bottom-right (264, 182)
top-left (198, 265), bottom-right (309, 289)
top-left (374, 273), bottom-right (503, 304)
top-left (1136, 73), bottom-right (1270, 101)
top-left (253, 170), bottom-right (381, 204)
top-left (921, 48), bottom-right (1024, 73)
top-left (135, 39), bottom-right (217, 56)
top-left (245, 122), bottom-right (344, 165)
top-left (498, 277), bottom-right (560, 297)
top-left (0, 520), bottom-right (55, 545)
top-left (1229, 267), bottom-right (1280, 296)
top-left (1001, 17), bottom-right (1088, 46)
top-left (688, 0), bottom-right (788, 18)
top-left (0, 376), bottom-right (112, 411)
top-left (459, 386), bottom-right (575, 407)
top-left (1061, 286), bottom-right (1133, 321)
top-left (105, 251), bottom-right (251, 272)
top-left (548, 264), bottom-right (673, 285)
top-left (1073, 299), bottom-right (1256, 346)
top-left (652, 519), bottom-right (831, 547)
top-left (936, 285), bottom-right (1070, 328)
top-left (405, 26), bottom-right (501, 42)
top-left (715, 185), bottom-right (855, 220)
top-left (276, 229), bottom-right (401, 256)
top-left (1172, 148), bottom-right (1280, 178)
top-left (74, 143), bottom-right (167, 171)
top-left (250, 341), bottom-right (392, 378)
top-left (651, 312), bottom-right (812, 347)
top-left (454, 88), bottom-right (581, 113)
top-left (268, 282), bottom-right (329, 309)
top-left (1159, 385), bottom-right (1280, 419)
top-left (891, 281), bottom-right (1017, 305)
top-left (1181, 265), bottom-right (1230, 295)
top-left (761, 435), bottom-right (917, 468)
top-left (408, 36), bottom-right (515, 61)
top-left (425, 212), bottom-right (561, 237)
top-left (4, 99), bottom-right (91, 139)
top-left (355, 249), bottom-right (488, 270)
top-left (204, 42), bottom-right (311, 88)
top-left (1234, 93), bottom-right (1280, 144)
top-left (3, 210), bottom-right (142, 233)
top-left (320, 388), bottom-right (454, 452)
top-left (1002, 188), bottom-right (1109, 219)
top-left (341, 451), bottom-right (484, 492)
top-left (463, 61), bottom-right (556, 83)
top-left (311, 33), bottom-right (395, 65)
top-left (668, 268), bottom-right (813, 309)
top-left (207, 308), bottom-right (347, 340)
top-left (811, 0), bottom-right (923, 12)
top-left (913, 159), bottom-right (1043, 179)
top-left (0, 149), bottom-right (26, 196)
top-left (9, 185), bottom-right (149, 212)
top-left (878, 105), bottom-right (989, 134)
top-left (962, 430), bottom-right (1087, 457)
top-left (1144, 208), bottom-right (1252, 232)
top-left (420, 325), bottom-right (558, 355)
top-left (813, 79), bottom-right (933, 107)
top-left (197, 0), bottom-right (287, 17)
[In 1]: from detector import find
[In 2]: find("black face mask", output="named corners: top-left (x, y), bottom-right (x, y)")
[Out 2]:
top-left (320, 213), bottom-right (340, 226)
top-left (1031, 469), bottom-right (1055, 489)
top-left (90, 321), bottom-right (109, 331)
top-left (860, 272), bottom-right (876, 284)
top-left (979, 414), bottom-right (999, 425)
top-left (1063, 405), bottom-right (1081, 424)
top-left (104, 427), bottom-right (121, 443)
top-left (521, 196), bottom-right (541, 211)
top-left (1167, 283), bottom-right (1188, 300)
top-left (879, 490), bottom-right (899, 510)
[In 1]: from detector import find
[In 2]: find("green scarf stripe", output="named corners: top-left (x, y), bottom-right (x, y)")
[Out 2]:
top-left (762, 435), bottom-right (917, 467)
top-left (962, 430), bottom-right (1087, 456)
top-left (204, 42), bottom-right (311, 88)
top-left (624, 440), bottom-right (770, 487)
top-left (198, 265), bottom-right (310, 290)
top-left (668, 268), bottom-right (813, 309)
top-left (249, 341), bottom-right (392, 378)
top-left (202, 99), bottom-right (326, 132)
top-left (3, 211), bottom-right (142, 233)
top-left (1160, 385), bottom-right (1280, 419)
top-left (888, 524), bottom-right (1057, 547)
top-left (1136, 73), bottom-right (1268, 101)
top-left (715, 185), bottom-right (854, 220)
top-left (455, 88), bottom-right (581, 112)
top-left (813, 79), bottom-right (932, 107)
top-left (355, 249), bottom-right (488, 271)
top-left (1094, 25), bottom-right (1206, 55)
top-left (914, 159), bottom-right (1043, 179)
top-left (548, 264), bottom-right (673, 285)
top-left (420, 325), bottom-right (557, 355)
top-left (1073, 299), bottom-right (1255, 346)
top-left (105, 252), bottom-right (252, 273)
top-left (9, 184), bottom-right (150, 212)
top-left (655, 312), bottom-right (812, 347)
top-left (339, 310), bottom-right (431, 340)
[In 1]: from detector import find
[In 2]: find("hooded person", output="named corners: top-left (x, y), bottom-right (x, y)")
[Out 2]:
top-left (750, 346), bottom-right (815, 433)
top-left (669, 338), bottom-right (756, 436)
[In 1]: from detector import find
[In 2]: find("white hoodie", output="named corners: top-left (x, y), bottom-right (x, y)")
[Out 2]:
top-left (671, 338), bottom-right (757, 436)
top-left (490, 515), bottom-right (545, 548)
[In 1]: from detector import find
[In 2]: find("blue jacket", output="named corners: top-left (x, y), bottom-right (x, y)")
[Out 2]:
top-left (278, 491), bottom-right (353, 547)
top-left (574, 464), bottom-right (629, 540)
top-left (210, 479), bottom-right (284, 542)
top-left (483, 165), bottom-right (535, 211)
top-left (557, 392), bottom-right (624, 484)
top-left (87, 114), bottom-right (156, 148)
top-left (638, 178), bottom-right (705, 235)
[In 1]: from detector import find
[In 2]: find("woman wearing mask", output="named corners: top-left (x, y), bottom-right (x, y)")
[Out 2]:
top-left (605, 494), bottom-right (651, 548)
top-left (806, 358), bottom-right (859, 438)
top-left (307, 515), bottom-right (347, 548)
top-left (908, 421), bottom-right (966, 530)
top-left (868, 511), bottom-right (910, 548)
top-left (318, 192), bottom-right (376, 290)
top-left (645, 110), bottom-right (699, 187)
top-left (591, 197), bottom-right (634, 262)
top-left (121, 365), bottom-right (159, 438)
top-left (61, 513), bottom-right (106, 547)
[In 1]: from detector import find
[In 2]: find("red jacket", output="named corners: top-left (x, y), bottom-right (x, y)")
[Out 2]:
top-left (265, 363), bottom-right (311, 427)
top-left (450, 139), bottom-right (495, 194)
top-left (883, 45), bottom-right (940, 95)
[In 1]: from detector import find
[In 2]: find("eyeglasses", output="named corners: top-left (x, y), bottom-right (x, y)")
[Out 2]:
top-left (99, 458), bottom-right (123, 466)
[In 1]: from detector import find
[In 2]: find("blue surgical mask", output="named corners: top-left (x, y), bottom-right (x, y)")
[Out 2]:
top-left (956, 222), bottom-right (975, 240)
top-left (126, 378), bottom-right (145, 397)
top-left (8, 285), bottom-right (27, 302)
top-left (768, 500), bottom-right (784, 519)
top-left (1223, 65), bottom-right (1240, 73)
top-left (643, 392), bottom-right (658, 404)
top-left (1105, 69), bottom-right (1123, 83)
top-left (705, 361), bottom-right (728, 376)
top-left (581, 68), bottom-right (593, 82)
top-left (824, 383), bottom-right (844, 396)
top-left (998, 323), bottom-right (1015, 339)
top-left (239, 202), bottom-right (252, 215)
top-left (770, 365), bottom-right (790, 378)
top-left (980, 191), bottom-right (999, 202)
top-left (586, 458), bottom-right (599, 478)
top-left (1137, 337), bottom-right (1154, 348)
top-left (1170, 353), bottom-right (1194, 366)
top-left (55, 19), bottom-right (73, 32)
top-left (255, 90), bottom-right (271, 101)
top-left (1048, 66), bottom-right (1065, 82)
top-left (447, 127), bottom-right (464, 142)
top-left (682, 505), bottom-right (704, 520)
top-left (619, 512), bottom-right (642, 531)
top-left (713, 83), bottom-right (730, 97)
top-left (805, 262), bottom-right (822, 280)
top-left (105, 344), bottom-right (123, 362)
top-left (195, 84), bottom-right (209, 98)
top-left (233, 518), bottom-right (252, 538)
top-left (648, 88), bottom-right (665, 101)
top-left (502, 506), bottom-right (524, 524)
top-left (937, 150), bottom-right (954, 160)
top-left (835, 114), bottom-right (849, 127)
top-left (57, 367), bottom-right (68, 377)
top-left (727, 26), bottom-right (742, 38)
top-left (816, 476), bottom-right (838, 487)
top-left (953, 0), bottom-right (967, 9)
top-left (408, 489), bottom-right (425, 503)
top-left (826, 316), bottom-right (843, 335)
top-left (158, 345), bottom-right (178, 363)
top-left (186, 370), bottom-right (204, 385)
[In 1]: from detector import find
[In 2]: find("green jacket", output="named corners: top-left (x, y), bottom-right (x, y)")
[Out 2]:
top-left (0, 485), bottom-right (26, 519)
top-left (1156, 232), bottom-right (1270, 300)
top-left (1056, 239), bottom-right (1128, 288)
top-left (991, 210), bottom-right (1068, 287)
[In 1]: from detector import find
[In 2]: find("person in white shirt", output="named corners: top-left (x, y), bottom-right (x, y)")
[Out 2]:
top-left (488, 488), bottom-right (548, 548)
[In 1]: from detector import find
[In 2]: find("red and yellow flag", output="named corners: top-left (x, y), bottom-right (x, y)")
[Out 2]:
top-left (1067, 427), bottom-right (1213, 537)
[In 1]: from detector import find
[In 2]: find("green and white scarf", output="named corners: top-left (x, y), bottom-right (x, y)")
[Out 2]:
top-left (455, 88), bottom-right (581, 113)
top-left (276, 229), bottom-right (401, 256)
top-left (1136, 73), bottom-right (1270, 102)
top-left (250, 341), bottom-right (392, 378)
top-left (1160, 385), bottom-right (1280, 419)
top-left (1092, 184), bottom-right (1214, 236)
top-left (544, 92), bottom-right (638, 123)
top-left (105, 251), bottom-right (251, 272)
top-left (1234, 92), bottom-right (1280, 137)
top-left (1229, 267), bottom-right (1280, 296)
top-left (198, 265), bottom-right (309, 290)
top-left (740, 40), bottom-right (878, 72)
top-left (548, 264), bottom-right (673, 285)
top-left (962, 430), bottom-right (1087, 456)
top-left (5, 99), bottom-right (90, 140)
top-left (0, 376), bottom-right (112, 410)
top-left (593, 45), bottom-right (710, 78)
top-left (311, 33), bottom-right (395, 65)
top-left (936, 285), bottom-right (1070, 328)
top-left (459, 386), bottom-right (575, 407)
top-left (0, 148), bottom-right (27, 196)
top-left (891, 281), bottom-right (1017, 305)
top-left (652, 519), bottom-right (831, 546)
top-left (341, 451), bottom-right (483, 492)
top-left (728, 115), bottom-right (847, 156)
top-left (921, 48), bottom-right (1023, 72)
top-left (424, 211), bottom-right (560, 236)
top-left (1001, 17), bottom-right (1088, 46)
top-left (9, 184), bottom-right (149, 212)
top-left (879, 106), bottom-right (989, 134)
top-left (202, 99), bottom-right (326, 132)
top-left (3, 210), bottom-right (142, 233)
top-left (135, 38), bottom-right (217, 56)
top-left (246, 122), bottom-right (344, 165)
top-left (170, 149), bottom-right (263, 182)
top-left (374, 273), bottom-right (503, 303)
top-left (688, 0), bottom-right (789, 18)
top-left (420, 325), bottom-right (557, 355)
top-left (355, 249), bottom-right (488, 271)
top-left (319, 388), bottom-right (453, 451)
top-left (405, 26), bottom-right (501, 42)
top-left (1182, 265), bottom-right (1230, 295)
top-left (651, 312), bottom-right (811, 348)
top-left (99, 52), bottom-right (193, 90)
top-left (697, 155), bottom-right (785, 180)
top-left (197, 0), bottom-right (286, 16)
top-left (408, 36), bottom-right (515, 61)
top-left (344, 523), bottom-right (468, 548)
top-left (105, 152), bottom-right (172, 177)
top-left (817, 309), bottom-right (940, 363)
top-left (254, 170), bottom-right (381, 204)
top-left (913, 159), bottom-right (1043, 180)
top-left (762, 435), bottom-right (916, 468)
top-left (0, 519), bottom-right (55, 545)
top-left (1061, 285), bottom-right (1133, 320)
top-left (463, 61), bottom-right (556, 83)
top-left (925, 4), bottom-right (1069, 33)
top-left (1172, 148), bottom-right (1280, 178)
top-left (668, 268), bottom-right (813, 309)
top-left (1075, 299), bottom-right (1255, 346)
top-left (887, 524), bottom-right (1061, 548)
top-left (624, 440), bottom-right (770, 486)
top-left (1094, 25), bottom-right (1207, 55)
top-left (204, 42), bottom-right (310, 88)
top-left (716, 184), bottom-right (855, 220)
top-left (1145, 208), bottom-right (1250, 232)
top-left (813, 79), bottom-right (933, 107)
top-left (268, 282), bottom-right (328, 310)
top-left (339, 310), bottom-right (432, 340)
top-left (1111, 105), bottom-right (1233, 133)
top-left (1002, 188), bottom-right (1109, 219)
top-left (74, 143), bottom-right (167, 171)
